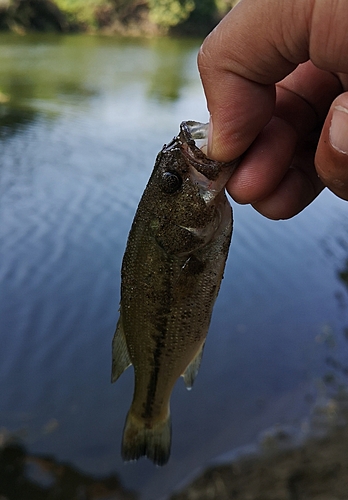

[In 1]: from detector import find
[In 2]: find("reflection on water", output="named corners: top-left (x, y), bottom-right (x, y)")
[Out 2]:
top-left (1, 33), bottom-right (348, 500)
top-left (146, 38), bottom-right (199, 101)
top-left (0, 108), bottom-right (39, 136)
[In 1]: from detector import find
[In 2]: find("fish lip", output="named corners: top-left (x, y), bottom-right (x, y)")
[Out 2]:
top-left (178, 121), bottom-right (241, 203)
top-left (178, 121), bottom-right (240, 182)
top-left (161, 121), bottom-right (241, 204)
top-left (180, 121), bottom-right (209, 157)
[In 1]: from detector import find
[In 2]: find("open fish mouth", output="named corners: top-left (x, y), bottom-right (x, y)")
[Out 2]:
top-left (184, 121), bottom-right (209, 155)
top-left (179, 121), bottom-right (240, 203)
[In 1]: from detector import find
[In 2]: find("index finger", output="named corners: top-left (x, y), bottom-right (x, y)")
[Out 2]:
top-left (197, 0), bottom-right (311, 162)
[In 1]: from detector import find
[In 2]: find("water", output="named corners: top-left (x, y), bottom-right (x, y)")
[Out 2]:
top-left (1, 33), bottom-right (348, 499)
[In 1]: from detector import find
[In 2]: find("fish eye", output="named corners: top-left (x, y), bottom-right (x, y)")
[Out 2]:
top-left (160, 171), bottom-right (182, 194)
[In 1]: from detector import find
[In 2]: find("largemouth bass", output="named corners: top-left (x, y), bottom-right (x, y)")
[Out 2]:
top-left (112, 121), bottom-right (240, 466)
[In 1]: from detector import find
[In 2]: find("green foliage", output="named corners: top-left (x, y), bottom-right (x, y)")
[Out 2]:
top-left (55, 0), bottom-right (112, 27)
top-left (10, 0), bottom-right (241, 33)
top-left (148, 0), bottom-right (195, 28)
top-left (215, 0), bottom-right (239, 15)
top-left (181, 0), bottom-right (217, 31)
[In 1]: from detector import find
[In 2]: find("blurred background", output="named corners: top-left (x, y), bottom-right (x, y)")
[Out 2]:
top-left (1, 2), bottom-right (348, 499)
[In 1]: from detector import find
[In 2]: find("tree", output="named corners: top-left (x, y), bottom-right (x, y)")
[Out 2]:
top-left (148, 0), bottom-right (194, 29)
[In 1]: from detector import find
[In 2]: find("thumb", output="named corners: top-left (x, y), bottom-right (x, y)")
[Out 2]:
top-left (315, 93), bottom-right (348, 201)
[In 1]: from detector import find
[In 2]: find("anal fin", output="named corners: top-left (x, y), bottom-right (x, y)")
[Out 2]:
top-left (111, 312), bottom-right (132, 383)
top-left (182, 342), bottom-right (205, 390)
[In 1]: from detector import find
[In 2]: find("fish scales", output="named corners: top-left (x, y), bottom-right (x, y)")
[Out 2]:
top-left (112, 121), bottom-right (240, 466)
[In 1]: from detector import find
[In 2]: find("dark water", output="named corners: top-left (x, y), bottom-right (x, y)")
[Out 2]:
top-left (1, 33), bottom-right (348, 499)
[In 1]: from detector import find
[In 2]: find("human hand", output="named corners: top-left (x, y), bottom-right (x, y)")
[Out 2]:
top-left (198, 0), bottom-right (348, 219)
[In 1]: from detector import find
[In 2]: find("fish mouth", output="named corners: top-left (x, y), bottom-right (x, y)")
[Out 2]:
top-left (183, 121), bottom-right (209, 155)
top-left (179, 121), bottom-right (240, 203)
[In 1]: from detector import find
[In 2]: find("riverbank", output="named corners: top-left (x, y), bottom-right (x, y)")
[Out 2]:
top-left (0, 0), bottom-right (236, 36)
top-left (170, 393), bottom-right (348, 499)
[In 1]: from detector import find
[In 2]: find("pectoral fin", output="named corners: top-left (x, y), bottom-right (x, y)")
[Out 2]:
top-left (111, 312), bottom-right (132, 383)
top-left (182, 342), bottom-right (205, 390)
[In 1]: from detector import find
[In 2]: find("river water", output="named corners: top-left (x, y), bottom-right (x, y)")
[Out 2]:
top-left (1, 33), bottom-right (348, 499)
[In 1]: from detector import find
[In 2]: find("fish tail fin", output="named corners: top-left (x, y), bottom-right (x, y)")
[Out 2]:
top-left (121, 410), bottom-right (171, 466)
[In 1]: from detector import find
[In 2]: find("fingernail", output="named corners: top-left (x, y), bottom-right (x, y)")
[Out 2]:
top-left (330, 105), bottom-right (348, 155)
top-left (207, 115), bottom-right (213, 158)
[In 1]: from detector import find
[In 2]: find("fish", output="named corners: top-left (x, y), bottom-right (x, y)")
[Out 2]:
top-left (112, 121), bottom-right (240, 466)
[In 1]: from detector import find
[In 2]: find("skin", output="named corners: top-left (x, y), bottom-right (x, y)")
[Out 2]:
top-left (198, 0), bottom-right (348, 220)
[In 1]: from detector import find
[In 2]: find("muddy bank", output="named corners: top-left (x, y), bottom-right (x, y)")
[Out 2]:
top-left (0, 439), bottom-right (137, 500)
top-left (170, 396), bottom-right (348, 500)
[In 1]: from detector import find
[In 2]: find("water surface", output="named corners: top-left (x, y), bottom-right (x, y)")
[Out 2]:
top-left (1, 33), bottom-right (348, 499)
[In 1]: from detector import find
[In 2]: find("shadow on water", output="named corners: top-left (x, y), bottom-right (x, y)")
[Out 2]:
top-left (0, 107), bottom-right (39, 137)
top-left (0, 439), bottom-right (137, 500)
top-left (338, 258), bottom-right (348, 290)
top-left (319, 238), bottom-right (348, 390)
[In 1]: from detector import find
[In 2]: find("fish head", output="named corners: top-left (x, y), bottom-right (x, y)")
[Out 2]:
top-left (147, 121), bottom-right (240, 256)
